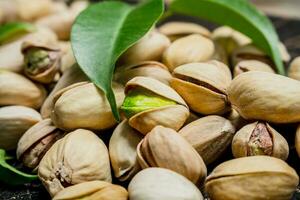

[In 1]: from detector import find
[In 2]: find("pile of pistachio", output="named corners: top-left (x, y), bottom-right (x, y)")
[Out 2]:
top-left (1, 1), bottom-right (300, 200)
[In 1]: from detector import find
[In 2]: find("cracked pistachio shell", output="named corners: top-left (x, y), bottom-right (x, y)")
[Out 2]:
top-left (228, 71), bottom-right (300, 123)
top-left (162, 34), bottom-right (215, 72)
top-left (109, 120), bottom-right (143, 181)
top-left (233, 60), bottom-right (275, 77)
top-left (38, 129), bottom-right (112, 197)
top-left (179, 115), bottom-right (235, 165)
top-left (288, 56), bottom-right (300, 81)
top-left (170, 60), bottom-right (232, 115)
top-left (114, 61), bottom-right (172, 85)
top-left (0, 70), bottom-right (46, 109)
top-left (123, 76), bottom-right (189, 134)
top-left (129, 168), bottom-right (204, 200)
top-left (51, 82), bottom-right (124, 130)
top-left (0, 106), bottom-right (42, 150)
top-left (232, 122), bottom-right (289, 160)
top-left (53, 181), bottom-right (128, 200)
top-left (205, 156), bottom-right (299, 200)
top-left (158, 21), bottom-right (211, 41)
top-left (296, 125), bottom-right (300, 158)
top-left (17, 119), bottom-right (63, 169)
top-left (120, 30), bottom-right (170, 65)
top-left (137, 126), bottom-right (207, 185)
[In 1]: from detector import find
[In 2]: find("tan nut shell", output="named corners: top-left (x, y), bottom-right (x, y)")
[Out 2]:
top-left (295, 125), bottom-right (300, 158)
top-left (179, 115), bottom-right (235, 165)
top-left (163, 34), bottom-right (215, 72)
top-left (137, 126), bottom-right (207, 184)
top-left (205, 156), bottom-right (299, 200)
top-left (0, 106), bottom-right (42, 150)
top-left (170, 61), bottom-right (232, 115)
top-left (233, 60), bottom-right (275, 77)
top-left (109, 120), bottom-right (143, 181)
top-left (53, 181), bottom-right (128, 200)
top-left (232, 122), bottom-right (289, 160)
top-left (228, 71), bottom-right (300, 123)
top-left (125, 76), bottom-right (189, 134)
top-left (288, 56), bottom-right (300, 81)
top-left (129, 168), bottom-right (204, 200)
top-left (51, 82), bottom-right (124, 130)
top-left (38, 129), bottom-right (112, 197)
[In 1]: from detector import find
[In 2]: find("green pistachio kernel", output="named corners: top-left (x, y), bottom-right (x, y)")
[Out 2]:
top-left (24, 48), bottom-right (51, 75)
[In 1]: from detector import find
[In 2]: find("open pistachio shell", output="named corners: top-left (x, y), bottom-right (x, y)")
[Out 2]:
top-left (296, 125), bottom-right (300, 158)
top-left (232, 122), bottom-right (289, 160)
top-left (0, 106), bottom-right (42, 150)
top-left (170, 60), bottom-right (232, 115)
top-left (163, 34), bottom-right (215, 72)
top-left (205, 156), bottom-right (299, 200)
top-left (288, 56), bottom-right (300, 81)
top-left (53, 181), bottom-right (128, 200)
top-left (129, 168), bottom-right (204, 200)
top-left (109, 120), bottom-right (143, 181)
top-left (38, 129), bottom-right (112, 197)
top-left (179, 115), bottom-right (235, 165)
top-left (233, 60), bottom-right (275, 77)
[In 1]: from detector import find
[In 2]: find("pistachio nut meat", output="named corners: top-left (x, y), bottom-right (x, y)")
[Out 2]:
top-left (232, 122), bottom-right (289, 160)
top-left (170, 60), bottom-right (232, 115)
top-left (228, 71), bottom-right (300, 123)
top-left (205, 156), bottom-right (299, 200)
top-left (38, 129), bottom-right (112, 197)
top-left (137, 126), bottom-right (207, 185)
top-left (121, 76), bottom-right (189, 134)
top-left (295, 124), bottom-right (300, 158)
top-left (288, 56), bottom-right (300, 81)
top-left (53, 181), bottom-right (128, 200)
top-left (233, 60), bottom-right (275, 77)
top-left (179, 115), bottom-right (236, 165)
top-left (0, 106), bottom-right (42, 150)
top-left (128, 168), bottom-right (204, 200)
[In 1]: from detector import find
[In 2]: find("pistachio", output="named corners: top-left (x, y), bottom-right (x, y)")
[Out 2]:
top-left (0, 70), bottom-right (46, 109)
top-left (53, 181), bottom-right (128, 200)
top-left (225, 108), bottom-right (248, 130)
top-left (228, 71), bottom-right (300, 123)
top-left (128, 168), bottom-right (204, 200)
top-left (295, 125), bottom-right (300, 158)
top-left (121, 76), bottom-right (189, 134)
top-left (170, 60), bottom-right (232, 115)
top-left (58, 41), bottom-right (76, 72)
top-left (109, 120), bottom-right (143, 181)
top-left (288, 56), bottom-right (300, 81)
top-left (205, 156), bottom-right (299, 200)
top-left (233, 60), bottom-right (275, 77)
top-left (137, 126), bottom-right (207, 185)
top-left (0, 106), bottom-right (42, 150)
top-left (279, 42), bottom-right (291, 62)
top-left (232, 122), bottom-right (289, 160)
top-left (17, 119), bottom-right (64, 169)
top-left (179, 115), bottom-right (236, 165)
top-left (211, 41), bottom-right (229, 65)
top-left (38, 129), bottom-right (112, 197)
top-left (162, 34), bottom-right (215, 72)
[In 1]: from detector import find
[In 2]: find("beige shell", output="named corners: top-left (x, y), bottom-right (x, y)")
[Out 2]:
top-left (17, 119), bottom-right (63, 169)
top-left (278, 42), bottom-right (291, 62)
top-left (228, 71), bottom-right (300, 123)
top-left (0, 70), bottom-right (46, 109)
top-left (51, 82), bottom-right (124, 130)
top-left (114, 61), bottom-right (172, 85)
top-left (205, 156), bottom-right (299, 200)
top-left (163, 34), bottom-right (215, 72)
top-left (211, 41), bottom-right (228, 65)
top-left (125, 76), bottom-right (189, 134)
top-left (170, 60), bottom-right (232, 115)
top-left (38, 129), bottom-right (112, 197)
top-left (233, 60), bottom-right (275, 77)
top-left (109, 120), bottom-right (143, 181)
top-left (137, 126), bottom-right (207, 185)
top-left (129, 168), bottom-right (204, 200)
top-left (53, 181), bottom-right (128, 200)
top-left (0, 106), bottom-right (42, 150)
top-left (288, 56), bottom-right (300, 81)
top-left (58, 41), bottom-right (76, 72)
top-left (158, 21), bottom-right (211, 41)
top-left (16, 0), bottom-right (52, 21)
top-left (232, 122), bottom-right (289, 160)
top-left (225, 108), bottom-right (248, 130)
top-left (296, 125), bottom-right (300, 158)
top-left (179, 115), bottom-right (235, 165)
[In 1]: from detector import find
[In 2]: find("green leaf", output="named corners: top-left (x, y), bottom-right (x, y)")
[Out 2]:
top-left (71, 0), bottom-right (164, 121)
top-left (0, 22), bottom-right (36, 44)
top-left (169, 0), bottom-right (284, 75)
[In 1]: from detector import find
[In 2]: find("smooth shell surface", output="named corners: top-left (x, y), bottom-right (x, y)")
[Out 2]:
top-left (288, 56), bottom-right (300, 81)
top-left (233, 60), bottom-right (275, 77)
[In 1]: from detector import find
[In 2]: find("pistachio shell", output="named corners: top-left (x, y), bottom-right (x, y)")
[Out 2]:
top-left (129, 168), bottom-right (204, 200)
top-left (109, 120), bottom-right (143, 181)
top-left (211, 41), bottom-right (228, 65)
top-left (53, 181), bottom-right (128, 200)
top-left (162, 34), bottom-right (215, 72)
top-left (0, 106), bottom-right (42, 150)
top-left (179, 115), bottom-right (235, 164)
top-left (58, 41), bottom-right (76, 72)
top-left (288, 56), bottom-right (300, 81)
top-left (225, 108), bottom-right (248, 130)
top-left (205, 156), bottom-right (299, 200)
top-left (16, 0), bottom-right (52, 21)
top-left (233, 60), bottom-right (275, 77)
top-left (278, 42), bottom-right (291, 62)
top-left (38, 129), bottom-right (112, 197)
top-left (295, 125), bottom-right (300, 158)
top-left (228, 71), bottom-right (300, 123)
